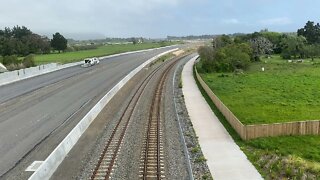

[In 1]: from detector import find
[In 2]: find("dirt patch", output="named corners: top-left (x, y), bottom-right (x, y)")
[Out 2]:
top-left (173, 50), bottom-right (185, 56)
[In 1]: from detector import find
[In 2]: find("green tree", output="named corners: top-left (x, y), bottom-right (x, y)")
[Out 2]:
top-left (39, 36), bottom-right (51, 54)
top-left (218, 43), bottom-right (251, 71)
top-left (280, 35), bottom-right (307, 59)
top-left (198, 46), bottom-right (215, 72)
top-left (198, 43), bottom-right (252, 73)
top-left (0, 26), bottom-right (51, 56)
top-left (260, 31), bottom-right (283, 53)
top-left (11, 26), bottom-right (32, 39)
top-left (212, 34), bottom-right (233, 49)
top-left (297, 21), bottom-right (320, 44)
top-left (250, 37), bottom-right (273, 61)
top-left (51, 32), bottom-right (67, 53)
top-left (304, 44), bottom-right (320, 61)
top-left (131, 37), bottom-right (137, 45)
top-left (0, 37), bottom-right (17, 56)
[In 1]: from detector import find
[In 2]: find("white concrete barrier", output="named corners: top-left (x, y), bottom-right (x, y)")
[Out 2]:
top-left (0, 63), bottom-right (8, 73)
top-left (28, 48), bottom-right (178, 180)
top-left (0, 45), bottom-right (177, 87)
top-left (0, 62), bottom-right (84, 87)
top-left (0, 63), bottom-right (57, 86)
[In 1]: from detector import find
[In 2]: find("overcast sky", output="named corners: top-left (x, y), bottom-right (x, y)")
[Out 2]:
top-left (0, 0), bottom-right (319, 40)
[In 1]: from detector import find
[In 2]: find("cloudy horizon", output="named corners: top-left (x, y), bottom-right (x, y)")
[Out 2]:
top-left (0, 0), bottom-right (319, 40)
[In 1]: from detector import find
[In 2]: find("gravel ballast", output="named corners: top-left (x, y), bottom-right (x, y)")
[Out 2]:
top-left (173, 54), bottom-right (212, 179)
top-left (51, 53), bottom-right (212, 180)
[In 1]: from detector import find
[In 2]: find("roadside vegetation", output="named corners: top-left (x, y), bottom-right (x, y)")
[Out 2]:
top-left (197, 21), bottom-right (320, 124)
top-left (0, 25), bottom-right (180, 69)
top-left (198, 21), bottom-right (320, 74)
top-left (194, 69), bottom-right (320, 179)
top-left (196, 21), bottom-right (320, 179)
top-left (199, 58), bottom-right (320, 124)
top-left (35, 42), bottom-right (178, 65)
top-left (0, 26), bottom-right (67, 69)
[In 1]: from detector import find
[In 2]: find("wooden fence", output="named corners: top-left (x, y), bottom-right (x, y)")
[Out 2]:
top-left (194, 66), bottom-right (320, 140)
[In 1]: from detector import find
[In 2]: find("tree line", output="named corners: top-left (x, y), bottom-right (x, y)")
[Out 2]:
top-left (0, 26), bottom-right (50, 56)
top-left (0, 26), bottom-right (68, 70)
top-left (0, 26), bottom-right (68, 56)
top-left (198, 21), bottom-right (320, 73)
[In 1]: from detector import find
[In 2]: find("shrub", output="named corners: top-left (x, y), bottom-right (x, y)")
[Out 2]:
top-left (202, 173), bottom-right (212, 180)
top-left (281, 51), bottom-right (292, 59)
top-left (22, 54), bottom-right (35, 68)
top-left (198, 46), bottom-right (216, 73)
top-left (66, 46), bottom-right (75, 52)
top-left (72, 44), bottom-right (100, 51)
top-left (191, 146), bottom-right (200, 153)
top-left (178, 77), bottom-right (183, 88)
top-left (198, 43), bottom-right (251, 73)
top-left (2, 55), bottom-right (19, 65)
top-left (195, 156), bottom-right (207, 163)
top-left (6, 63), bottom-right (20, 71)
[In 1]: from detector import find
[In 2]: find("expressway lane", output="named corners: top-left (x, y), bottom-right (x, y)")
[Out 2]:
top-left (0, 46), bottom-right (177, 177)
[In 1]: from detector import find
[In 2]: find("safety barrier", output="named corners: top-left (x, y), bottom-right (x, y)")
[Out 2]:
top-left (0, 45), bottom-right (177, 87)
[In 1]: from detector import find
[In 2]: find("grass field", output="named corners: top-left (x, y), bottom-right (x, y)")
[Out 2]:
top-left (198, 55), bottom-right (320, 125)
top-left (34, 42), bottom-right (178, 65)
top-left (193, 68), bottom-right (320, 179)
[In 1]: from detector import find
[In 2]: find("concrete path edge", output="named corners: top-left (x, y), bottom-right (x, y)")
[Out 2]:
top-left (182, 56), bottom-right (263, 180)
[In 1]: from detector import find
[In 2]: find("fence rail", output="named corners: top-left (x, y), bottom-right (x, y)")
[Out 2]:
top-left (194, 65), bottom-right (320, 140)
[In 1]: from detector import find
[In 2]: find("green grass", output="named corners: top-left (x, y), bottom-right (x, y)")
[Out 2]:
top-left (195, 156), bottom-right (207, 163)
top-left (261, 55), bottom-right (320, 64)
top-left (199, 55), bottom-right (320, 125)
top-left (34, 42), bottom-right (178, 65)
top-left (247, 136), bottom-right (320, 162)
top-left (193, 67), bottom-right (320, 179)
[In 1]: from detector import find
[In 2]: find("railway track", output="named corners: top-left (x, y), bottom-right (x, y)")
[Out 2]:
top-left (90, 55), bottom-right (183, 180)
top-left (139, 58), bottom-right (180, 180)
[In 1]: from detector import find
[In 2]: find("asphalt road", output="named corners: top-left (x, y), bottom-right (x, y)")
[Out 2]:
top-left (0, 46), bottom-right (177, 177)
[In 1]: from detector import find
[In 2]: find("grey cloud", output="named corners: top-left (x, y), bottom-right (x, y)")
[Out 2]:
top-left (0, 0), bottom-right (188, 39)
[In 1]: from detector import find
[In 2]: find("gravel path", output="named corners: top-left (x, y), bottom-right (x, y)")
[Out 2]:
top-left (174, 54), bottom-right (212, 179)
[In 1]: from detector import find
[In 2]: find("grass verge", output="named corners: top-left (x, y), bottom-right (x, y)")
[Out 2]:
top-left (193, 64), bottom-right (320, 179)
top-left (199, 56), bottom-right (320, 125)
top-left (34, 42), bottom-right (179, 65)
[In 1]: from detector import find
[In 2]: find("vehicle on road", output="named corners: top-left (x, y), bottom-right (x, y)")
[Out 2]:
top-left (82, 57), bottom-right (100, 67)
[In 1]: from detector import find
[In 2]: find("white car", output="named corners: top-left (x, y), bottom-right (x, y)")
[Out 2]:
top-left (82, 57), bottom-right (100, 67)
top-left (92, 57), bottom-right (100, 64)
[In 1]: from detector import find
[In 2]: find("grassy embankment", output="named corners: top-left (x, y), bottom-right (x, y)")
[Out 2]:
top-left (34, 42), bottom-right (179, 65)
top-left (195, 55), bottom-right (320, 179)
top-left (199, 55), bottom-right (320, 125)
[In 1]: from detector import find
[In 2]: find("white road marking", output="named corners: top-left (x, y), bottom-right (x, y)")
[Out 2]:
top-left (25, 161), bottom-right (44, 172)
